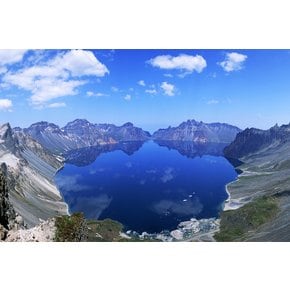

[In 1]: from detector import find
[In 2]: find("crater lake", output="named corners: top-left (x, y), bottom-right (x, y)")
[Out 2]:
top-left (55, 141), bottom-right (237, 234)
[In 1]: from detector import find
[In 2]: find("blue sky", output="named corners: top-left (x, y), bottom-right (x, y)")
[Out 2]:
top-left (0, 49), bottom-right (290, 132)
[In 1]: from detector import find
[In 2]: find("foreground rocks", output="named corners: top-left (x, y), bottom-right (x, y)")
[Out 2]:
top-left (5, 218), bottom-right (56, 242)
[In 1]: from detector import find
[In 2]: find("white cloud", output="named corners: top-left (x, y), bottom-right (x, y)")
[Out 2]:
top-left (124, 94), bottom-right (131, 101)
top-left (3, 49), bottom-right (109, 107)
top-left (86, 91), bottom-right (107, 97)
top-left (51, 49), bottom-right (109, 77)
top-left (29, 79), bottom-right (85, 105)
top-left (0, 49), bottom-right (28, 76)
top-left (47, 102), bottom-right (66, 108)
top-left (207, 99), bottom-right (219, 105)
top-left (161, 82), bottom-right (175, 96)
top-left (218, 52), bottom-right (248, 72)
top-left (145, 89), bottom-right (157, 94)
top-left (138, 80), bottom-right (146, 86)
top-left (0, 49), bottom-right (28, 66)
top-left (0, 99), bottom-right (13, 111)
top-left (148, 54), bottom-right (207, 74)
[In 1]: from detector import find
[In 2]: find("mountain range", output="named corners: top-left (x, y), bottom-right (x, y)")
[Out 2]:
top-left (153, 119), bottom-right (241, 143)
top-left (16, 119), bottom-right (241, 155)
top-left (18, 119), bottom-right (151, 154)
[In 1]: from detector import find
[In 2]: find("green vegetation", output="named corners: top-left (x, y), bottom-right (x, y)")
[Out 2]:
top-left (54, 212), bottom-right (88, 242)
top-left (215, 196), bottom-right (279, 242)
top-left (87, 218), bottom-right (125, 242)
top-left (54, 214), bottom-right (156, 242)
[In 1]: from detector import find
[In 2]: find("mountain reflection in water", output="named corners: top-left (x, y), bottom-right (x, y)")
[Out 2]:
top-left (56, 141), bottom-right (237, 233)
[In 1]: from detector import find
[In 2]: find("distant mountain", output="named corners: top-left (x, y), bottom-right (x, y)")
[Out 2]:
top-left (21, 119), bottom-right (151, 153)
top-left (224, 123), bottom-right (290, 159)
top-left (152, 119), bottom-right (241, 143)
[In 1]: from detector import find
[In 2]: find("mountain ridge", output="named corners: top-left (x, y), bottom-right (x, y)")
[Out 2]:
top-left (152, 119), bottom-right (241, 143)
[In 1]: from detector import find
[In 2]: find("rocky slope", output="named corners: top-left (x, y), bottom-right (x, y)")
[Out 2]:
top-left (152, 119), bottom-right (241, 143)
top-left (0, 123), bottom-right (68, 228)
top-left (224, 123), bottom-right (290, 159)
top-left (221, 123), bottom-right (290, 241)
top-left (21, 119), bottom-right (151, 154)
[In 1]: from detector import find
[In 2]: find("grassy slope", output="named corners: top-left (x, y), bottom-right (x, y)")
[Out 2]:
top-left (215, 196), bottom-right (279, 241)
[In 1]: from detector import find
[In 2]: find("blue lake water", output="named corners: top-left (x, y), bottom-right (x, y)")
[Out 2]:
top-left (55, 141), bottom-right (237, 233)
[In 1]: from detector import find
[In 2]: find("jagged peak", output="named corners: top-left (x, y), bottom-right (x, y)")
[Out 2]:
top-left (28, 121), bottom-right (59, 129)
top-left (122, 122), bottom-right (134, 127)
top-left (64, 119), bottom-right (91, 128)
top-left (0, 123), bottom-right (12, 138)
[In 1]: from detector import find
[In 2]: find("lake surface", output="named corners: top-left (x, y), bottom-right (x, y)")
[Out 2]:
top-left (55, 141), bottom-right (237, 233)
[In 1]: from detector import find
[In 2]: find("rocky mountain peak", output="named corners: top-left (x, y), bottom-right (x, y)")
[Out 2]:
top-left (224, 123), bottom-right (290, 159)
top-left (122, 122), bottom-right (134, 127)
top-left (153, 119), bottom-right (241, 143)
top-left (64, 119), bottom-right (90, 128)
top-left (0, 123), bottom-right (12, 139)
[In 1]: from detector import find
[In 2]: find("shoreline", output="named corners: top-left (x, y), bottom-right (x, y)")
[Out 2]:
top-left (53, 160), bottom-right (70, 216)
top-left (223, 168), bottom-right (247, 211)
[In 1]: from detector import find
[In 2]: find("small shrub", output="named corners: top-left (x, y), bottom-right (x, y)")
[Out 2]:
top-left (54, 212), bottom-right (88, 242)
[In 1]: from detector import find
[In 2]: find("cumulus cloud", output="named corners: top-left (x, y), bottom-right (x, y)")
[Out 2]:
top-left (0, 99), bottom-right (13, 111)
top-left (124, 94), bottom-right (131, 101)
top-left (0, 49), bottom-right (28, 76)
top-left (161, 82), bottom-right (175, 96)
top-left (0, 49), bottom-right (28, 66)
top-left (218, 52), bottom-right (247, 72)
top-left (47, 102), bottom-right (66, 108)
top-left (138, 80), bottom-right (146, 86)
top-left (148, 54), bottom-right (207, 74)
top-left (3, 49), bottom-right (109, 107)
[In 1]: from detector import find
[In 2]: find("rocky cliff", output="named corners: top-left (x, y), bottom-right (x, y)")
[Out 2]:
top-left (0, 123), bottom-right (68, 228)
top-left (152, 119), bottom-right (241, 143)
top-left (224, 123), bottom-right (290, 159)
